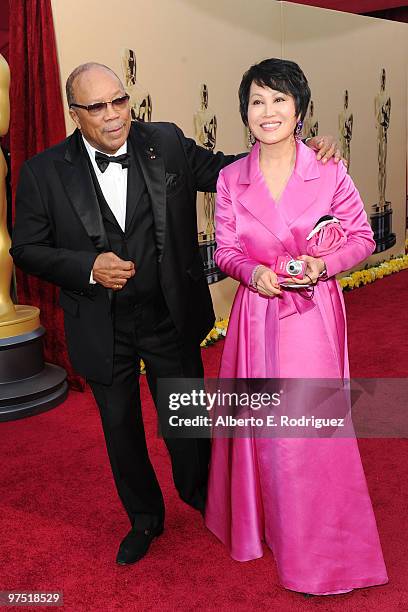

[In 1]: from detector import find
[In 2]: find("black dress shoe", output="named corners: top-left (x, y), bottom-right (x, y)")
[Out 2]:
top-left (116, 524), bottom-right (164, 565)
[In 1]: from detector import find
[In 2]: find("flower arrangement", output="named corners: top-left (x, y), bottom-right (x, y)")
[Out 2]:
top-left (339, 253), bottom-right (408, 291)
top-left (200, 318), bottom-right (228, 348)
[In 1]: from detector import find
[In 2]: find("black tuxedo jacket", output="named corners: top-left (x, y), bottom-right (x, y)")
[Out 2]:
top-left (11, 122), bottom-right (238, 383)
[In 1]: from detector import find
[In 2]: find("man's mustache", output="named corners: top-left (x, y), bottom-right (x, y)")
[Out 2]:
top-left (103, 122), bottom-right (127, 133)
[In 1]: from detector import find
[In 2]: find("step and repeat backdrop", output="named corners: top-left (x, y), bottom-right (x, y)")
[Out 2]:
top-left (51, 0), bottom-right (407, 318)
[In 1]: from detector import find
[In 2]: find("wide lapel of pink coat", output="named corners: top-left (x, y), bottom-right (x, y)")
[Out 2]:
top-left (237, 140), bottom-right (321, 258)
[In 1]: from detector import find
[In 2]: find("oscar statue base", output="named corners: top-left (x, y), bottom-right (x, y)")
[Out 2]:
top-left (198, 233), bottom-right (226, 285)
top-left (370, 201), bottom-right (396, 254)
top-left (0, 304), bottom-right (40, 339)
top-left (0, 316), bottom-right (68, 421)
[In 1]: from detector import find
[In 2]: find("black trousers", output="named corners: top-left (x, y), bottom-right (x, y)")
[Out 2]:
top-left (89, 294), bottom-right (210, 530)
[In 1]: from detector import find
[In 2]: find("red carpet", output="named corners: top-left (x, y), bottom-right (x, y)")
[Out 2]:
top-left (1, 272), bottom-right (407, 611)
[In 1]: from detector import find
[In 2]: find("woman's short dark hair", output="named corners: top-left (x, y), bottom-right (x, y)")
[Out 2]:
top-left (239, 58), bottom-right (311, 126)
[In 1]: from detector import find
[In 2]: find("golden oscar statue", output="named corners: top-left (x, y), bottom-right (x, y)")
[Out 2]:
top-left (338, 90), bottom-right (353, 172)
top-left (0, 53), bottom-right (67, 421)
top-left (375, 68), bottom-right (391, 209)
top-left (303, 99), bottom-right (319, 139)
top-left (0, 54), bottom-right (14, 321)
top-left (194, 84), bottom-right (224, 284)
top-left (370, 68), bottom-right (395, 253)
top-left (0, 53), bottom-right (40, 336)
top-left (194, 84), bottom-right (217, 238)
top-left (122, 48), bottom-right (152, 122)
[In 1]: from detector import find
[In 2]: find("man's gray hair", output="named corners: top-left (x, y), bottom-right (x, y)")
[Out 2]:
top-left (66, 62), bottom-right (123, 106)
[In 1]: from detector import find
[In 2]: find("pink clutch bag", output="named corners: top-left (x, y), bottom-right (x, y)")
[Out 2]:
top-left (306, 216), bottom-right (347, 257)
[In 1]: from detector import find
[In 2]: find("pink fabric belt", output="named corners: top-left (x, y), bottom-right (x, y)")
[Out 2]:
top-left (278, 286), bottom-right (316, 319)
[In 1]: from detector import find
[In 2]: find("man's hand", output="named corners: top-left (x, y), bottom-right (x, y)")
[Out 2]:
top-left (306, 135), bottom-right (343, 165)
top-left (253, 265), bottom-right (282, 297)
top-left (92, 252), bottom-right (135, 290)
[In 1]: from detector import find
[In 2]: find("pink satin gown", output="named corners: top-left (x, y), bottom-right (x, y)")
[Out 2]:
top-left (205, 141), bottom-right (388, 595)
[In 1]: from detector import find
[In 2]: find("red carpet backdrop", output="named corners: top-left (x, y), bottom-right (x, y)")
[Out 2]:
top-left (8, 0), bottom-right (84, 389)
top-left (0, 271), bottom-right (407, 611)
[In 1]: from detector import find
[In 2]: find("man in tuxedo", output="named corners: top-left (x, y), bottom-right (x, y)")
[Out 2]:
top-left (11, 63), bottom-right (340, 564)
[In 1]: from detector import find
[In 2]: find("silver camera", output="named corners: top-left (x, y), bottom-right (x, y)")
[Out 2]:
top-left (276, 256), bottom-right (306, 279)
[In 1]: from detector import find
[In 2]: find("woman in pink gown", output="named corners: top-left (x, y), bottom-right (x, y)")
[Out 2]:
top-left (205, 59), bottom-right (388, 595)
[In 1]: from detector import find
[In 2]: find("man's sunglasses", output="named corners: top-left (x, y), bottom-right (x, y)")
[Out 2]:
top-left (69, 94), bottom-right (130, 116)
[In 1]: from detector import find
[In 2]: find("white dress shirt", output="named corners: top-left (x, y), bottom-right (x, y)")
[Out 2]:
top-left (82, 137), bottom-right (129, 283)
top-left (82, 136), bottom-right (128, 232)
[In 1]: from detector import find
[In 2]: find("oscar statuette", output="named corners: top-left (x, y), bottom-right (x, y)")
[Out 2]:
top-left (0, 54), bottom-right (67, 421)
top-left (370, 68), bottom-right (396, 253)
top-left (194, 84), bottom-right (225, 283)
top-left (121, 48), bottom-right (152, 123)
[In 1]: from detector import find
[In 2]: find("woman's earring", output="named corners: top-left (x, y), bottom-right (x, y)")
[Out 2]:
top-left (295, 120), bottom-right (303, 139)
top-left (247, 128), bottom-right (256, 148)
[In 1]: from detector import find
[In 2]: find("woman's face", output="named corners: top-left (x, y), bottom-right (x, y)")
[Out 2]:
top-left (247, 82), bottom-right (299, 146)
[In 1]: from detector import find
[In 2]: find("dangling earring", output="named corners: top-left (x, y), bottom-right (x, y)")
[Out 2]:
top-left (247, 128), bottom-right (256, 149)
top-left (295, 120), bottom-right (303, 139)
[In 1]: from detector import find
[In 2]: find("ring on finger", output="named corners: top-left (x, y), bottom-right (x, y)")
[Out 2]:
top-left (114, 283), bottom-right (121, 289)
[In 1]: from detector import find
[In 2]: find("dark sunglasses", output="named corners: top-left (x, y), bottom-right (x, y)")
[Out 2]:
top-left (70, 94), bottom-right (130, 116)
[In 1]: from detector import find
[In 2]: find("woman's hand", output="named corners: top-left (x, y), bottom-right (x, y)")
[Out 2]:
top-left (283, 255), bottom-right (326, 286)
top-left (253, 265), bottom-right (283, 297)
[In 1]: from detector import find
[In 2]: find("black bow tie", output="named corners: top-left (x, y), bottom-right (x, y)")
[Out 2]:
top-left (95, 151), bottom-right (131, 173)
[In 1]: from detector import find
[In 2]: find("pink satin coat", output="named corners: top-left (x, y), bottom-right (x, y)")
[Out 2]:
top-left (205, 141), bottom-right (388, 594)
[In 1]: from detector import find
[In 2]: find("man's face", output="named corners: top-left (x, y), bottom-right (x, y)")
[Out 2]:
top-left (69, 67), bottom-right (131, 154)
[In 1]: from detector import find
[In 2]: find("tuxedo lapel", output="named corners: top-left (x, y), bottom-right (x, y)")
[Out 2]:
top-left (125, 138), bottom-right (148, 233)
top-left (128, 123), bottom-right (166, 260)
top-left (55, 129), bottom-right (110, 252)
